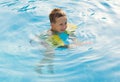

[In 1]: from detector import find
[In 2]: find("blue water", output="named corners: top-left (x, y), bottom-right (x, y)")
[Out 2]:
top-left (0, 0), bottom-right (120, 82)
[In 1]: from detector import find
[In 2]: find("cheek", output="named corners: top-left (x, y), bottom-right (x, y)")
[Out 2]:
top-left (57, 25), bottom-right (61, 29)
top-left (58, 26), bottom-right (62, 31)
top-left (52, 24), bottom-right (57, 29)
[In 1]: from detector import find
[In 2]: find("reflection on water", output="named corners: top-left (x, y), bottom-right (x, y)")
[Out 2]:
top-left (0, 0), bottom-right (120, 82)
top-left (35, 48), bottom-right (55, 74)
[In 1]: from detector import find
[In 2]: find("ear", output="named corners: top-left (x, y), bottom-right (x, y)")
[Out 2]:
top-left (51, 23), bottom-right (53, 26)
top-left (51, 23), bottom-right (55, 28)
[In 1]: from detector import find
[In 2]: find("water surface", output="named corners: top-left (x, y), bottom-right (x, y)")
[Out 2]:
top-left (0, 0), bottom-right (120, 82)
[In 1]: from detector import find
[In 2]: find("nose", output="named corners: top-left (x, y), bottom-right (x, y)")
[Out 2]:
top-left (62, 25), bottom-right (66, 29)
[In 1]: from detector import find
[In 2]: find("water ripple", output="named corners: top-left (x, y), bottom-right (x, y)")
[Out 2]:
top-left (0, 0), bottom-right (120, 82)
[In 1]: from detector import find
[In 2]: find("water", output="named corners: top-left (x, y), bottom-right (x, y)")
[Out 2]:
top-left (0, 0), bottom-right (120, 82)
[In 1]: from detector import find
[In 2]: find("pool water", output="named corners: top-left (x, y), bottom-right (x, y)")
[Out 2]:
top-left (0, 0), bottom-right (120, 82)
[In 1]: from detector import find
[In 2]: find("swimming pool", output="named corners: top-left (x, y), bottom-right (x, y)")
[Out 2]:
top-left (0, 0), bottom-right (120, 82)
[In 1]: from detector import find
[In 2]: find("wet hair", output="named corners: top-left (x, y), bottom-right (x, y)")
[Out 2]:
top-left (49, 8), bottom-right (66, 23)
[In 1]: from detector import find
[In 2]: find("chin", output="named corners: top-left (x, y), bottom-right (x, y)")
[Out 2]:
top-left (61, 29), bottom-right (66, 32)
top-left (60, 30), bottom-right (65, 32)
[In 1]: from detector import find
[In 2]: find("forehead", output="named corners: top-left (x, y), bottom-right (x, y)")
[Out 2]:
top-left (55, 16), bottom-right (67, 23)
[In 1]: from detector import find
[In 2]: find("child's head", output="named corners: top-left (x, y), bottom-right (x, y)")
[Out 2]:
top-left (49, 8), bottom-right (67, 33)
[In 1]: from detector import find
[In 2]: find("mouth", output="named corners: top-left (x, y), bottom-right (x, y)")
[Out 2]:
top-left (61, 29), bottom-right (66, 32)
top-left (61, 27), bottom-right (67, 31)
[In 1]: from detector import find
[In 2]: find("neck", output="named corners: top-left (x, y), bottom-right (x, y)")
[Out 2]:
top-left (51, 28), bottom-right (66, 34)
top-left (50, 29), bottom-right (59, 34)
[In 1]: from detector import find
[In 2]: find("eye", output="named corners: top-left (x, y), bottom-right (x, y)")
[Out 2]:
top-left (65, 22), bottom-right (67, 25)
top-left (60, 23), bottom-right (63, 26)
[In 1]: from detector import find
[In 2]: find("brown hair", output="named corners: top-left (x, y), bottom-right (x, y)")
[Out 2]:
top-left (49, 8), bottom-right (66, 23)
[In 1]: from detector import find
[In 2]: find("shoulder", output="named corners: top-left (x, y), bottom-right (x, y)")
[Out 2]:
top-left (37, 30), bottom-right (52, 39)
top-left (66, 23), bottom-right (77, 34)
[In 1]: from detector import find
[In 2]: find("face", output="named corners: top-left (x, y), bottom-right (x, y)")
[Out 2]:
top-left (51, 16), bottom-right (67, 33)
